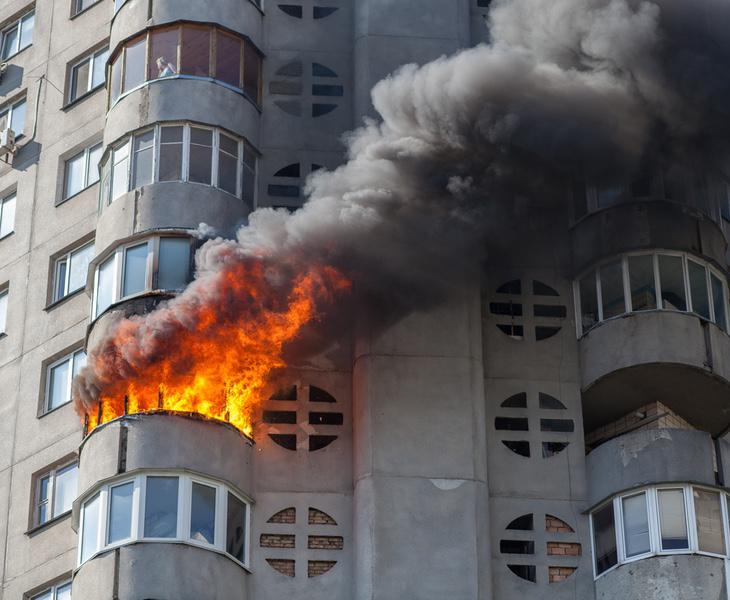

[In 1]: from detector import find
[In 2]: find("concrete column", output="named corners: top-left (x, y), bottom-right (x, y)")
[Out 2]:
top-left (352, 287), bottom-right (492, 600)
top-left (353, 0), bottom-right (471, 119)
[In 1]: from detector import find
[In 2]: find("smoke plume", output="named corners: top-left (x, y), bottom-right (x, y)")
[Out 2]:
top-left (74, 0), bottom-right (730, 420)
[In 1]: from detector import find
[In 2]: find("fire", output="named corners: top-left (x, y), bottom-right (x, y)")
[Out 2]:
top-left (80, 258), bottom-right (350, 437)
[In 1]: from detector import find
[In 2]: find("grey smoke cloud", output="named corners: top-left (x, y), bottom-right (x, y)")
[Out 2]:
top-left (75, 0), bottom-right (730, 413)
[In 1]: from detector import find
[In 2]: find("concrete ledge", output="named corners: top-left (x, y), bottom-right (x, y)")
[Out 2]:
top-left (594, 554), bottom-right (726, 600)
top-left (110, 0), bottom-right (263, 54)
top-left (571, 200), bottom-right (727, 275)
top-left (72, 542), bottom-right (249, 600)
top-left (580, 311), bottom-right (730, 434)
top-left (586, 429), bottom-right (715, 507)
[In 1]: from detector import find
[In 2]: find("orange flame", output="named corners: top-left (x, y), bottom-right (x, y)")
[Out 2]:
top-left (81, 259), bottom-right (350, 436)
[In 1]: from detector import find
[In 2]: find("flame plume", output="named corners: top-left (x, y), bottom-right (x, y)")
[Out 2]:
top-left (77, 255), bottom-right (350, 436)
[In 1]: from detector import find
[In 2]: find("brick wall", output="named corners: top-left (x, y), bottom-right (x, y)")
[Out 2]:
top-left (545, 515), bottom-right (574, 533)
top-left (266, 559), bottom-right (295, 577)
top-left (261, 534), bottom-right (296, 548)
top-left (308, 560), bottom-right (337, 578)
top-left (546, 542), bottom-right (582, 556)
top-left (549, 566), bottom-right (577, 583)
top-left (268, 507), bottom-right (296, 524)
top-left (308, 535), bottom-right (344, 550)
top-left (309, 508), bottom-right (337, 525)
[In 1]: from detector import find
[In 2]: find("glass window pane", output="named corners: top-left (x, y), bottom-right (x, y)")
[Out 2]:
top-left (226, 492), bottom-right (246, 562)
top-left (597, 182), bottom-right (624, 208)
top-left (658, 255), bottom-right (687, 311)
top-left (88, 144), bottom-right (103, 186)
top-left (55, 583), bottom-right (71, 600)
top-left (0, 194), bottom-right (16, 238)
top-left (579, 272), bottom-right (598, 331)
top-left (694, 488), bottom-right (725, 554)
top-left (132, 130), bottom-right (155, 188)
top-left (55, 260), bottom-right (67, 301)
top-left (144, 476), bottom-right (179, 538)
top-left (111, 143), bottom-right (130, 201)
top-left (688, 260), bottom-right (710, 319)
top-left (48, 358), bottom-right (70, 411)
top-left (600, 260), bottom-right (626, 319)
top-left (110, 55), bottom-right (123, 103)
top-left (622, 493), bottom-right (650, 557)
top-left (53, 464), bottom-right (78, 517)
top-left (628, 255), bottom-right (657, 311)
top-left (72, 350), bottom-right (87, 378)
top-left (216, 32), bottom-right (241, 87)
top-left (19, 13), bottom-right (34, 50)
top-left (108, 481), bottom-right (134, 543)
top-left (95, 255), bottom-right (115, 317)
top-left (31, 591), bottom-right (52, 600)
top-left (711, 274), bottom-right (727, 330)
top-left (243, 44), bottom-right (260, 102)
top-left (149, 27), bottom-right (179, 80)
top-left (68, 243), bottom-right (94, 294)
top-left (65, 152), bottom-right (86, 198)
top-left (122, 243), bottom-right (148, 297)
top-left (92, 48), bottom-right (109, 88)
top-left (189, 128), bottom-right (212, 185)
top-left (159, 126), bottom-right (184, 181)
top-left (123, 37), bottom-right (147, 92)
top-left (190, 482), bottom-right (216, 544)
top-left (658, 489), bottom-right (689, 550)
top-left (11, 100), bottom-right (26, 135)
top-left (158, 238), bottom-right (190, 290)
top-left (1, 26), bottom-right (18, 60)
top-left (592, 503), bottom-right (617, 575)
top-left (81, 493), bottom-right (100, 563)
top-left (38, 475), bottom-right (49, 524)
top-left (0, 291), bottom-right (7, 334)
top-left (180, 26), bottom-right (211, 77)
top-left (71, 59), bottom-right (90, 102)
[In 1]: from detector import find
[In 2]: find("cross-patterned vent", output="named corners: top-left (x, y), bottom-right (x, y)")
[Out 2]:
top-left (263, 384), bottom-right (342, 451)
top-left (501, 513), bottom-right (581, 584)
top-left (261, 507), bottom-right (343, 578)
top-left (489, 279), bottom-right (567, 341)
top-left (278, 2), bottom-right (339, 19)
top-left (495, 392), bottom-right (574, 459)
top-left (267, 162), bottom-right (323, 201)
top-left (269, 61), bottom-right (344, 117)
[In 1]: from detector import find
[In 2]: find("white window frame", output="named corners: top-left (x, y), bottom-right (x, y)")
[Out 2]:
top-left (33, 460), bottom-right (78, 528)
top-left (92, 235), bottom-right (192, 318)
top-left (64, 142), bottom-right (103, 200)
top-left (0, 97), bottom-right (27, 137)
top-left (68, 46), bottom-right (109, 103)
top-left (0, 10), bottom-right (34, 60)
top-left (0, 192), bottom-right (16, 239)
top-left (72, 0), bottom-right (102, 17)
top-left (0, 287), bottom-right (8, 335)
top-left (77, 471), bottom-right (252, 569)
top-left (53, 240), bottom-right (95, 302)
top-left (99, 122), bottom-right (253, 208)
top-left (30, 579), bottom-right (72, 600)
top-left (592, 484), bottom-right (730, 580)
top-left (574, 251), bottom-right (730, 337)
top-left (43, 348), bottom-right (86, 413)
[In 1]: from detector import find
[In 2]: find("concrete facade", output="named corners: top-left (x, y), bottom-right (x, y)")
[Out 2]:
top-left (1, 1), bottom-right (730, 600)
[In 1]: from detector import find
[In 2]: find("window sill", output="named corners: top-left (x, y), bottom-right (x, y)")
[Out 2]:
top-left (26, 510), bottom-right (71, 537)
top-left (1, 44), bottom-right (32, 63)
top-left (44, 287), bottom-right (86, 312)
top-left (0, 231), bottom-right (14, 242)
top-left (56, 182), bottom-right (98, 207)
top-left (37, 399), bottom-right (73, 419)
top-left (62, 84), bottom-right (104, 112)
top-left (69, 1), bottom-right (103, 20)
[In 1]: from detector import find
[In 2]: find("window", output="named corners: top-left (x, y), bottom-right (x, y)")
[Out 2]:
top-left (592, 485), bottom-right (730, 579)
top-left (45, 349), bottom-right (86, 412)
top-left (99, 124), bottom-right (256, 207)
top-left (0, 98), bottom-right (27, 136)
top-left (72, 0), bottom-right (101, 16)
top-left (31, 580), bottom-right (72, 600)
top-left (109, 24), bottom-right (262, 105)
top-left (114, 0), bottom-right (127, 13)
top-left (64, 143), bottom-right (102, 199)
top-left (1, 11), bottom-right (34, 60)
top-left (0, 192), bottom-right (16, 239)
top-left (69, 47), bottom-right (109, 103)
top-left (33, 461), bottom-right (78, 527)
top-left (575, 252), bottom-right (729, 335)
top-left (53, 241), bottom-right (94, 303)
top-left (0, 288), bottom-right (7, 335)
top-left (79, 472), bottom-right (251, 567)
top-left (93, 236), bottom-right (192, 318)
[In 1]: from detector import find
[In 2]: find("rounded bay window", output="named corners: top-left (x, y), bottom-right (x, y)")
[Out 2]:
top-left (108, 23), bottom-right (262, 110)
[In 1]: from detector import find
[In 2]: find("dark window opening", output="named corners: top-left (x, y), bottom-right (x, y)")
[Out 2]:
top-left (538, 393), bottom-right (566, 410)
top-left (535, 326), bottom-right (561, 340)
top-left (276, 62), bottom-right (304, 77)
top-left (507, 564), bottom-right (536, 583)
top-left (312, 63), bottom-right (338, 77)
top-left (313, 6), bottom-right (339, 18)
top-left (490, 302), bottom-right (523, 316)
top-left (309, 435), bottom-right (338, 451)
top-left (495, 417), bottom-right (529, 431)
top-left (503, 440), bottom-right (530, 457)
top-left (312, 103), bottom-right (337, 117)
top-left (268, 184), bottom-right (301, 198)
top-left (263, 410), bottom-right (297, 424)
top-left (274, 163), bottom-right (301, 178)
top-left (533, 280), bottom-right (560, 296)
top-left (534, 304), bottom-right (567, 318)
top-left (312, 84), bottom-right (343, 97)
top-left (274, 100), bottom-right (302, 116)
top-left (270, 386), bottom-right (297, 401)
top-left (500, 540), bottom-right (535, 554)
top-left (507, 514), bottom-right (534, 531)
top-left (540, 419), bottom-right (574, 433)
top-left (542, 442), bottom-right (569, 458)
top-left (269, 434), bottom-right (297, 450)
top-left (309, 412), bottom-right (343, 425)
top-left (497, 324), bottom-right (524, 338)
top-left (497, 279), bottom-right (521, 294)
top-left (309, 386), bottom-right (336, 403)
top-left (278, 4), bottom-right (303, 18)
top-left (501, 392), bottom-right (527, 408)
top-left (311, 164), bottom-right (324, 172)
